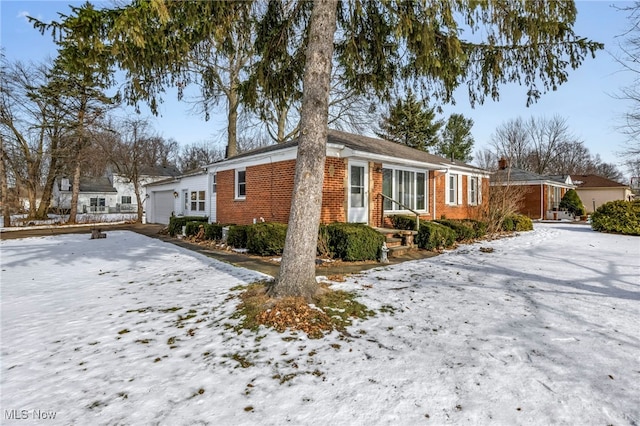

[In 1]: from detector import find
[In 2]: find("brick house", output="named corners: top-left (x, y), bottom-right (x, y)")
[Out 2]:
top-left (491, 159), bottom-right (575, 220)
top-left (145, 130), bottom-right (490, 226)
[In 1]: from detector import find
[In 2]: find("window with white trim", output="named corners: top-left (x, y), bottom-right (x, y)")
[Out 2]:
top-left (468, 176), bottom-right (479, 205)
top-left (121, 195), bottom-right (132, 204)
top-left (381, 167), bottom-right (428, 211)
top-left (212, 174), bottom-right (217, 194)
top-left (191, 191), bottom-right (205, 211)
top-left (235, 169), bottom-right (246, 199)
top-left (447, 173), bottom-right (459, 204)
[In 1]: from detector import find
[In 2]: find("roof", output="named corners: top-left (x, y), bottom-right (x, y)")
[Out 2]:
top-left (139, 164), bottom-right (181, 177)
top-left (209, 129), bottom-right (485, 172)
top-left (78, 177), bottom-right (117, 193)
top-left (570, 174), bottom-right (628, 188)
top-left (491, 168), bottom-right (575, 187)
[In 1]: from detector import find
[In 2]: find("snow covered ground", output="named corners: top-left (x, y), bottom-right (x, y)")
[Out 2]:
top-left (1, 223), bottom-right (638, 425)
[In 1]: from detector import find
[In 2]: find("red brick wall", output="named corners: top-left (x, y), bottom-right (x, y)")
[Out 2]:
top-left (217, 157), bottom-right (350, 225)
top-left (217, 158), bottom-right (488, 226)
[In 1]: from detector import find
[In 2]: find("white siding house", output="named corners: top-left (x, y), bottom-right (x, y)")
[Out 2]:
top-left (145, 171), bottom-right (212, 225)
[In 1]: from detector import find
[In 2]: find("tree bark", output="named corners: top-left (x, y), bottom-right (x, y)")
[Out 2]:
top-left (271, 0), bottom-right (337, 300)
top-left (67, 155), bottom-right (82, 224)
top-left (0, 137), bottom-right (11, 227)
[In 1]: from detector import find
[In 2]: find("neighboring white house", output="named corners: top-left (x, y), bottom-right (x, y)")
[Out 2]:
top-left (53, 166), bottom-right (180, 217)
top-left (144, 169), bottom-right (212, 225)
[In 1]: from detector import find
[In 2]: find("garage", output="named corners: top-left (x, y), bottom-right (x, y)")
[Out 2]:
top-left (151, 190), bottom-right (175, 224)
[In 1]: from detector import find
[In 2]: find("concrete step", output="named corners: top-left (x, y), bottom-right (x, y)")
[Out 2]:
top-left (388, 245), bottom-right (412, 258)
top-left (385, 237), bottom-right (403, 248)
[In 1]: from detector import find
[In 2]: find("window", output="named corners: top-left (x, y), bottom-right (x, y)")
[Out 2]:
top-left (121, 196), bottom-right (132, 204)
top-left (191, 191), bottom-right (205, 211)
top-left (381, 167), bottom-right (427, 212)
top-left (236, 169), bottom-right (246, 199)
top-left (448, 173), bottom-right (459, 204)
top-left (89, 197), bottom-right (106, 212)
top-left (468, 177), bottom-right (479, 205)
top-left (212, 174), bottom-right (217, 194)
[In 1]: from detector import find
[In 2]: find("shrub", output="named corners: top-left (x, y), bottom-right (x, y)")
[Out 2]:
top-left (415, 220), bottom-right (456, 250)
top-left (326, 223), bottom-right (384, 261)
top-left (501, 214), bottom-right (533, 232)
top-left (591, 200), bottom-right (640, 236)
top-left (463, 219), bottom-right (488, 238)
top-left (435, 219), bottom-right (476, 241)
top-left (389, 215), bottom-right (418, 231)
top-left (317, 225), bottom-right (332, 258)
top-left (559, 189), bottom-right (586, 216)
top-left (168, 216), bottom-right (208, 236)
top-left (227, 225), bottom-right (249, 248)
top-left (204, 223), bottom-right (223, 240)
top-left (185, 221), bottom-right (205, 237)
top-left (246, 222), bottom-right (288, 256)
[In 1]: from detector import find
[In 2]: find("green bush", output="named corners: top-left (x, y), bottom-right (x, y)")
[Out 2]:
top-left (168, 216), bottom-right (208, 236)
top-left (185, 221), bottom-right (205, 236)
top-left (559, 189), bottom-right (586, 216)
top-left (317, 225), bottom-right (332, 258)
top-left (389, 215), bottom-right (418, 231)
top-left (227, 225), bottom-right (249, 248)
top-left (435, 219), bottom-right (476, 241)
top-left (501, 214), bottom-right (533, 232)
top-left (204, 223), bottom-right (223, 240)
top-left (591, 200), bottom-right (640, 236)
top-left (415, 220), bottom-right (456, 250)
top-left (246, 222), bottom-right (288, 256)
top-left (463, 219), bottom-right (488, 238)
top-left (326, 223), bottom-right (384, 261)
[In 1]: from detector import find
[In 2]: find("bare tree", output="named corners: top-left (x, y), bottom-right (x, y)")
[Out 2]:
top-left (527, 115), bottom-right (579, 175)
top-left (490, 117), bottom-right (531, 170)
top-left (178, 141), bottom-right (224, 172)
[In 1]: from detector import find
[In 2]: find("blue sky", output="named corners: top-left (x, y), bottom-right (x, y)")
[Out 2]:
top-left (1, 1), bottom-right (636, 168)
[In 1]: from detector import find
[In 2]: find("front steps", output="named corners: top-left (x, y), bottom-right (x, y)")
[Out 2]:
top-left (374, 227), bottom-right (418, 258)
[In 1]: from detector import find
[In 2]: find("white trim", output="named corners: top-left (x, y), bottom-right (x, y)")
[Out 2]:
top-left (348, 160), bottom-right (369, 223)
top-left (235, 168), bottom-right (246, 200)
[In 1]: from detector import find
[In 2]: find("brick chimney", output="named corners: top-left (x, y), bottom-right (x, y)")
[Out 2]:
top-left (498, 157), bottom-right (508, 170)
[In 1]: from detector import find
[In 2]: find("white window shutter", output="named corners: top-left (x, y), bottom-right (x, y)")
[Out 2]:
top-left (445, 173), bottom-right (450, 205)
top-left (478, 177), bottom-right (482, 204)
top-left (457, 174), bottom-right (463, 205)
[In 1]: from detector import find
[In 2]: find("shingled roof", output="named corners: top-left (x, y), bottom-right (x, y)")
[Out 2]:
top-left (77, 177), bottom-right (117, 193)
top-left (215, 129), bottom-right (484, 171)
top-left (492, 167), bottom-right (575, 187)
top-left (570, 174), bottom-right (627, 188)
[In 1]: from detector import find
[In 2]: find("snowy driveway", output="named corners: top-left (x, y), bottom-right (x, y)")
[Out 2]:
top-left (1, 223), bottom-right (639, 425)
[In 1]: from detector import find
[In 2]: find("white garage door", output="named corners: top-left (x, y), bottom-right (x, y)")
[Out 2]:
top-left (153, 190), bottom-right (175, 225)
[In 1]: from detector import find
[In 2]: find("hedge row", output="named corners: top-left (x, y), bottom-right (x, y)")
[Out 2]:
top-left (389, 215), bottom-right (489, 249)
top-left (168, 216), bottom-right (208, 236)
top-left (180, 221), bottom-right (384, 261)
top-left (591, 200), bottom-right (640, 236)
top-left (501, 214), bottom-right (533, 232)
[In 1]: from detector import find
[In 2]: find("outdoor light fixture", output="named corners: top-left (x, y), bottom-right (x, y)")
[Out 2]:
top-left (173, 191), bottom-right (179, 198)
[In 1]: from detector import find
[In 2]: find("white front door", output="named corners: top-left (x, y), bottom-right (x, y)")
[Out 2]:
top-left (210, 173), bottom-right (217, 222)
top-left (182, 190), bottom-right (189, 215)
top-left (348, 161), bottom-right (369, 223)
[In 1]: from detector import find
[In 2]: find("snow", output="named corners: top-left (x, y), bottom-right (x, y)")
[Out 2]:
top-left (1, 223), bottom-right (639, 425)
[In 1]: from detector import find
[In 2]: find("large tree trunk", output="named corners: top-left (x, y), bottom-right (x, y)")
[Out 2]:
top-left (67, 156), bottom-right (82, 224)
top-left (0, 138), bottom-right (10, 227)
top-left (35, 139), bottom-right (61, 219)
top-left (133, 178), bottom-right (143, 223)
top-left (271, 0), bottom-right (337, 300)
top-left (227, 84), bottom-right (239, 158)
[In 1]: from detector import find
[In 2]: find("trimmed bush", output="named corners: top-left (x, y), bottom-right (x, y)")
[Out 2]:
top-left (435, 219), bottom-right (476, 241)
top-left (168, 216), bottom-right (208, 236)
top-left (501, 216), bottom-right (515, 232)
top-left (227, 225), bottom-right (249, 248)
top-left (559, 189), bottom-right (586, 217)
top-left (463, 219), bottom-right (488, 238)
top-left (326, 223), bottom-right (385, 261)
top-left (591, 200), bottom-right (640, 236)
top-left (512, 214), bottom-right (533, 231)
top-left (415, 221), bottom-right (456, 250)
top-left (185, 221), bottom-right (205, 237)
top-left (204, 223), bottom-right (223, 240)
top-left (389, 215), bottom-right (418, 231)
top-left (246, 222), bottom-right (288, 256)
